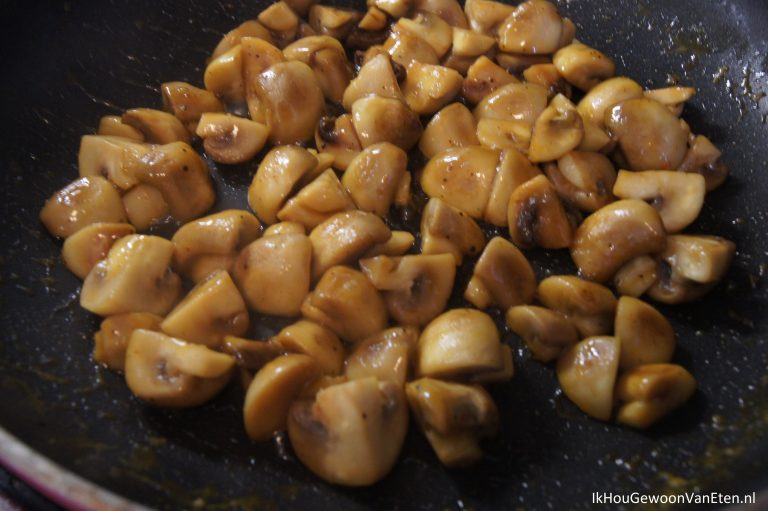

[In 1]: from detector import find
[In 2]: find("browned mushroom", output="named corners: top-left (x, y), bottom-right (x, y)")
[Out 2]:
top-left (616, 363), bottom-right (696, 429)
top-left (537, 275), bottom-right (617, 338)
top-left (613, 255), bottom-right (658, 297)
top-left (392, 12), bottom-right (453, 58)
top-left (62, 222), bottom-right (136, 279)
top-left (507, 175), bottom-right (573, 249)
top-left (485, 148), bottom-right (541, 226)
top-left (351, 96), bottom-right (423, 150)
top-left (557, 336), bottom-right (621, 420)
top-left (342, 53), bottom-right (404, 111)
top-left (678, 134), bottom-right (730, 191)
top-left (96, 116), bottom-right (144, 142)
top-left (552, 42), bottom-right (615, 91)
top-left (195, 113), bottom-right (269, 164)
top-left (93, 313), bottom-right (163, 371)
top-left (122, 108), bottom-right (191, 145)
top-left (614, 296), bottom-right (675, 370)
top-left (461, 56), bottom-right (519, 105)
top-left (506, 305), bottom-right (577, 362)
top-left (402, 62), bottom-right (463, 115)
top-left (528, 94), bottom-right (584, 163)
top-left (284, 36), bottom-right (353, 104)
top-left (121, 184), bottom-right (170, 231)
top-left (278, 169), bottom-right (357, 229)
top-left (465, 236), bottom-right (536, 310)
top-left (420, 198), bottom-right (486, 265)
top-left (161, 81), bottom-right (225, 128)
top-left (464, 0), bottom-right (514, 35)
top-left (315, 114), bottom-right (363, 171)
top-left (543, 151), bottom-right (617, 212)
top-left (345, 327), bottom-right (419, 386)
top-left (342, 142), bottom-right (408, 216)
top-left (497, 0), bottom-right (565, 55)
top-left (419, 103), bottom-right (479, 158)
top-left (271, 320), bottom-right (345, 375)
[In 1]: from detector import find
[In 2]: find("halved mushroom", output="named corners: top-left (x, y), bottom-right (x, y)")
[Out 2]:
top-left (121, 184), bottom-right (170, 231)
top-left (543, 150), bottom-right (617, 212)
top-left (248, 145), bottom-right (319, 224)
top-left (616, 363), bottom-right (697, 429)
top-left (678, 134), bottom-right (729, 191)
top-left (172, 209), bottom-right (262, 282)
top-left (419, 103), bottom-right (479, 158)
top-left (614, 296), bottom-right (675, 370)
top-left (233, 232), bottom-right (312, 316)
top-left (576, 77), bottom-right (643, 130)
top-left (420, 146), bottom-right (501, 219)
top-left (406, 378), bottom-right (498, 466)
top-left (195, 113), bottom-right (269, 164)
top-left (557, 336), bottom-right (620, 421)
top-left (647, 235), bottom-right (735, 304)
top-left (402, 62), bottom-right (463, 115)
top-left (351, 96), bottom-right (423, 150)
top-left (420, 198), bottom-right (486, 264)
top-left (161, 81), bottom-right (225, 127)
top-left (612, 170), bottom-right (705, 233)
top-left (160, 270), bottom-right (249, 348)
top-left (40, 176), bottom-right (127, 238)
top-left (278, 169), bottom-right (356, 229)
top-left (93, 313), bottom-right (163, 371)
top-left (522, 63), bottom-right (572, 100)
top-left (309, 210), bottom-right (391, 280)
top-left (613, 255), bottom-right (658, 297)
top-left (272, 320), bottom-right (345, 375)
top-left (553, 43), bottom-right (615, 91)
top-left (461, 56), bottom-right (519, 105)
top-left (384, 32), bottom-right (440, 67)
top-left (342, 143), bottom-right (408, 216)
top-left (392, 13), bottom-right (452, 58)
top-left (243, 354), bottom-right (319, 441)
top-left (606, 98), bottom-right (690, 171)
top-left (570, 199), bottom-right (667, 283)
top-left (464, 0), bottom-right (515, 35)
top-left (506, 305), bottom-right (577, 362)
top-left (315, 114), bottom-right (363, 171)
top-left (97, 116), bottom-right (144, 142)
top-left (360, 253), bottom-right (456, 326)
top-left (254, 61), bottom-right (325, 145)
top-left (346, 327), bottom-right (419, 386)
top-left (301, 266), bottom-right (388, 343)
top-left (484, 148), bottom-right (542, 226)
top-left (537, 275), bottom-right (617, 338)
top-left (497, 0), bottom-right (564, 54)
top-left (283, 36), bottom-right (353, 104)
top-left (62, 222), bottom-right (136, 279)
top-left (363, 230), bottom-right (415, 257)
top-left (221, 335), bottom-right (283, 371)
top-left (415, 0), bottom-right (468, 27)
top-left (210, 20), bottom-right (274, 60)
top-left (288, 377), bottom-right (408, 486)
top-left (418, 308), bottom-right (504, 379)
top-left (125, 329), bottom-right (234, 408)
top-left (507, 174), bottom-right (573, 249)
top-left (308, 4), bottom-right (360, 40)
top-left (122, 108), bottom-right (191, 145)
top-left (474, 82), bottom-right (549, 129)
top-left (464, 236), bottom-right (536, 310)
top-left (204, 45), bottom-right (246, 103)
top-left (475, 118), bottom-right (532, 152)
top-left (528, 94), bottom-right (584, 163)
top-left (257, 1), bottom-right (300, 47)
top-left (80, 235), bottom-right (181, 316)
top-left (643, 86), bottom-right (696, 117)
top-left (342, 54), bottom-right (404, 111)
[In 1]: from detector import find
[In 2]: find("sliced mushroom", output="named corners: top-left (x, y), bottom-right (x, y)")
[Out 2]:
top-left (557, 336), bottom-right (620, 421)
top-left (342, 143), bottom-right (408, 216)
top-left (570, 199), bottom-right (667, 283)
top-left (161, 81), bottom-right (225, 127)
top-left (346, 327), bottom-right (419, 386)
top-left (62, 222), bottom-right (136, 279)
top-left (643, 86), bottom-right (696, 117)
top-left (221, 335), bottom-right (283, 371)
top-left (160, 270), bottom-right (249, 348)
top-left (125, 329), bottom-right (234, 408)
top-left (309, 210), bottom-right (391, 280)
top-left (506, 305), bottom-right (577, 363)
top-left (678, 134), bottom-right (729, 191)
top-left (392, 13), bottom-right (453, 58)
top-left (97, 116), bottom-right (145, 142)
top-left (93, 313), bottom-right (163, 371)
top-left (464, 236), bottom-right (536, 310)
top-left (210, 20), bottom-right (274, 60)
top-left (80, 235), bottom-right (181, 316)
top-left (613, 255), bottom-right (658, 297)
top-left (283, 36), bottom-right (353, 104)
top-left (406, 378), bottom-right (498, 466)
top-left (616, 363), bottom-right (697, 429)
top-left (195, 113), bottom-right (269, 164)
top-left (537, 275), bottom-right (617, 338)
top-left (415, 0), bottom-right (468, 27)
top-left (543, 150), bottom-right (616, 212)
top-left (420, 198), bottom-right (486, 264)
top-left (315, 114), bottom-right (363, 171)
top-left (121, 184), bottom-right (170, 231)
top-left (122, 108), bottom-right (190, 145)
top-left (614, 296), bottom-right (675, 370)
top-left (40, 176), bottom-right (127, 238)
top-left (308, 4), bottom-right (361, 40)
top-left (475, 118), bottom-right (532, 152)
top-left (402, 62), bottom-right (463, 115)
top-left (257, 1), bottom-right (300, 47)
top-left (288, 377), bottom-right (408, 486)
top-left (204, 44), bottom-right (246, 103)
top-left (464, 0), bottom-right (515, 35)
top-left (342, 54), bottom-right (404, 111)
top-left (528, 93), bottom-right (584, 163)
top-left (233, 232), bottom-right (312, 316)
top-left (576, 76), bottom-right (644, 131)
top-left (419, 103), bottom-right (479, 158)
top-left (243, 354), bottom-right (319, 441)
top-left (461, 56), bottom-right (519, 105)
top-left (272, 320), bottom-right (345, 375)
top-left (418, 308), bottom-right (504, 379)
top-left (606, 98), bottom-right (690, 171)
top-left (363, 230), bottom-right (415, 257)
top-left (484, 148), bottom-right (541, 226)
top-left (507, 174), bottom-right (573, 249)
top-left (497, 0), bottom-right (564, 54)
top-left (301, 266), bottom-right (388, 343)
top-left (384, 32), bottom-right (440, 67)
top-left (360, 253), bottom-right (456, 326)
top-left (278, 169), bottom-right (356, 229)
top-left (351, 96), bottom-right (423, 150)
top-left (474, 82), bottom-right (549, 129)
top-left (522, 63), bottom-right (572, 100)
top-left (553, 42), bottom-right (615, 91)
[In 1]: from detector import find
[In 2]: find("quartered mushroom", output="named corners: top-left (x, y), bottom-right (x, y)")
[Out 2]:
top-left (522, 63), bottom-right (572, 100)
top-left (678, 134), bottom-right (730, 191)
top-left (121, 184), bottom-right (170, 231)
top-left (570, 199), bottom-right (667, 283)
top-left (557, 336), bottom-right (621, 421)
top-left (93, 312), bottom-right (163, 371)
top-left (288, 377), bottom-right (408, 486)
top-left (278, 169), bottom-right (356, 229)
top-left (497, 0), bottom-right (565, 54)
top-left (358, 6), bottom-right (389, 32)
top-left (406, 378), bottom-right (499, 466)
top-left (210, 20), bottom-right (274, 60)
top-left (419, 103), bottom-right (479, 158)
top-left (506, 305), bottom-right (578, 362)
top-left (345, 327), bottom-right (419, 386)
top-left (643, 86), bottom-right (696, 117)
top-left (451, 27), bottom-right (495, 58)
top-left (160, 270), bottom-right (249, 348)
top-left (40, 176), bottom-right (127, 238)
top-left (221, 335), bottom-right (283, 372)
top-left (315, 114), bottom-right (363, 171)
top-left (553, 42), bottom-right (615, 91)
top-left (461, 56), bottom-right (519, 105)
top-left (243, 354), bottom-right (319, 441)
top-left (283, 36), bottom-right (353, 104)
top-left (195, 113), bottom-right (269, 164)
top-left (309, 4), bottom-right (361, 40)
top-left (257, 1), bottom-right (300, 47)
top-left (384, 32), bottom-right (440, 67)
top-left (122, 108), bottom-right (191, 145)
top-left (464, 236), bottom-right (536, 311)
top-left (342, 53), bottom-right (404, 111)
top-left (402, 62), bottom-right (463, 115)
top-left (360, 254), bottom-right (456, 326)
top-left (301, 266), bottom-right (388, 343)
top-left (124, 329), bottom-right (234, 408)
top-left (484, 149), bottom-right (542, 226)
top-left (80, 235), bottom-right (181, 317)
top-left (474, 82), bottom-right (549, 129)
top-left (415, 0), bottom-right (468, 27)
top-left (363, 230), bottom-right (415, 257)
top-left (612, 170), bottom-right (705, 233)
top-left (528, 94), bottom-right (584, 163)
top-left (161, 81), bottom-right (224, 129)
top-left (272, 320), bottom-right (345, 375)
top-left (263, 221), bottom-right (306, 237)
top-left (614, 296), bottom-right (675, 370)
top-left (420, 198), bottom-right (486, 265)
top-left (242, 38), bottom-right (290, 121)
top-left (537, 275), bottom-right (617, 338)
top-left (543, 150), bottom-right (616, 212)
top-left (392, 12), bottom-right (453, 58)
top-left (97, 116), bottom-right (144, 141)
top-left (613, 255), bottom-right (658, 297)
top-left (475, 117), bottom-right (532, 152)
top-left (61, 222), bottom-right (135, 279)
top-left (616, 363), bottom-right (697, 429)
top-left (351, 96), bottom-right (423, 150)
top-left (370, 0), bottom-right (411, 18)
top-left (464, 0), bottom-right (514, 35)
top-left (204, 44), bottom-right (246, 103)
top-left (576, 76), bottom-right (643, 130)
top-left (233, 232), bottom-right (312, 316)
top-left (342, 142), bottom-right (408, 217)
top-left (507, 174), bottom-right (574, 250)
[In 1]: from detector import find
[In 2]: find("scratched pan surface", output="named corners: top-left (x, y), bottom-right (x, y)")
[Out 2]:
top-left (1, 0), bottom-right (767, 509)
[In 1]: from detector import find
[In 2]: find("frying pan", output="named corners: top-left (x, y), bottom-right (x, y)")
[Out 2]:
top-left (1, 0), bottom-right (767, 509)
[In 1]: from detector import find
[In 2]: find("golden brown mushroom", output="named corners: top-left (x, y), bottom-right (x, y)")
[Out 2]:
top-left (315, 114), bottom-right (363, 171)
top-left (342, 53), bottom-right (404, 111)
top-left (419, 103), bottom-right (479, 158)
top-left (576, 76), bottom-right (643, 130)
top-left (522, 63), bottom-right (572, 100)
top-left (461, 56), bottom-right (519, 105)
top-left (96, 116), bottom-right (144, 141)
top-left (384, 32), bottom-right (440, 67)
top-left (204, 45), bottom-right (246, 103)
top-left (505, 305), bottom-right (577, 362)
top-left (415, 0), bottom-right (468, 27)
top-left (464, 236), bottom-right (536, 310)
top-left (507, 175), bottom-right (573, 250)
top-left (210, 20), bottom-right (274, 60)
top-left (62, 222), bottom-right (136, 279)
top-left (40, 176), bottom-right (127, 238)
top-left (613, 255), bottom-right (658, 297)
top-left (616, 363), bottom-right (697, 429)
top-left (351, 96), bottom-right (423, 150)
top-left (342, 142), bottom-right (408, 216)
top-left (528, 94), bottom-right (584, 163)
top-left (464, 0), bottom-right (515, 36)
top-left (308, 4), bottom-right (361, 40)
top-left (537, 275), bottom-right (617, 338)
top-left (543, 151), bottom-right (617, 212)
top-left (195, 113), bottom-right (269, 164)
top-left (121, 184), bottom-right (170, 231)
top-left (272, 320), bottom-right (345, 375)
top-left (474, 82), bottom-right (549, 128)
top-left (93, 313), bottom-right (163, 371)
top-left (614, 296), bottom-right (675, 370)
top-left (497, 0), bottom-right (565, 54)
top-left (122, 108), bottom-right (191, 145)
top-left (283, 36), bottom-right (353, 104)
top-left (420, 198), bottom-right (486, 264)
top-left (257, 1), bottom-right (300, 47)
top-left (161, 81), bottom-right (225, 128)
top-left (278, 169), bottom-right (356, 229)
top-left (484, 148), bottom-right (542, 226)
top-left (643, 86), bottom-right (696, 117)
top-left (345, 327), bottom-right (419, 386)
top-left (678, 134), bottom-right (729, 191)
top-left (363, 230), bottom-right (415, 257)
top-left (392, 13), bottom-right (453, 58)
top-left (552, 43), bottom-right (615, 91)
top-left (401, 62), bottom-right (463, 115)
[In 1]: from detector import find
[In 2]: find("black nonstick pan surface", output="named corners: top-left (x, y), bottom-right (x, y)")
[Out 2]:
top-left (1, 0), bottom-right (767, 509)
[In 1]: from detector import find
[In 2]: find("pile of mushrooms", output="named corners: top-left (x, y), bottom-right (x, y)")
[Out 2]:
top-left (40, 0), bottom-right (736, 487)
